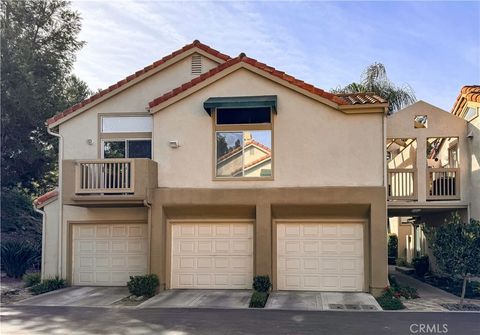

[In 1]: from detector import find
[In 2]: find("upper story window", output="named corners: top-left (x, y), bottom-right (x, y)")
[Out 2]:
top-left (204, 96), bottom-right (276, 180)
top-left (99, 115), bottom-right (152, 159)
top-left (463, 106), bottom-right (478, 122)
top-left (101, 116), bottom-right (152, 133)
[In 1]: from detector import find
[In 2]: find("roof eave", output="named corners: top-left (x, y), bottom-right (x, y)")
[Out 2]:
top-left (338, 103), bottom-right (389, 114)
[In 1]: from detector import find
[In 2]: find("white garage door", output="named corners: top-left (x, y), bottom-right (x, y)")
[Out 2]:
top-left (171, 222), bottom-right (253, 289)
top-left (72, 223), bottom-right (148, 286)
top-left (277, 222), bottom-right (364, 292)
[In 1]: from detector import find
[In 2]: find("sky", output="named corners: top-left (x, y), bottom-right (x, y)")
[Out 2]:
top-left (71, 1), bottom-right (480, 111)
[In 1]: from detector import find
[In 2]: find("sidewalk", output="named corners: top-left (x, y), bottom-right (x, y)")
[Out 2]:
top-left (389, 266), bottom-right (480, 311)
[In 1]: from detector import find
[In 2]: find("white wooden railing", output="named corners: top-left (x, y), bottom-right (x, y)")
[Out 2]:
top-left (387, 168), bottom-right (417, 200)
top-left (75, 159), bottom-right (135, 194)
top-left (427, 168), bottom-right (460, 200)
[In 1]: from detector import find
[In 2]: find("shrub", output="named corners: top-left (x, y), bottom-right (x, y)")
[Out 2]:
top-left (388, 234), bottom-right (398, 259)
top-left (127, 274), bottom-right (159, 297)
top-left (23, 272), bottom-right (41, 288)
top-left (1, 240), bottom-right (38, 278)
top-left (249, 291), bottom-right (269, 308)
top-left (412, 256), bottom-right (429, 277)
top-left (30, 277), bottom-right (67, 295)
top-left (376, 287), bottom-right (405, 310)
top-left (398, 286), bottom-right (419, 299)
top-left (252, 275), bottom-right (272, 293)
top-left (396, 258), bottom-right (407, 267)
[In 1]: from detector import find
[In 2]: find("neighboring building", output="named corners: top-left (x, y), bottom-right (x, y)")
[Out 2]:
top-left (33, 41), bottom-right (477, 295)
top-left (451, 86), bottom-right (480, 219)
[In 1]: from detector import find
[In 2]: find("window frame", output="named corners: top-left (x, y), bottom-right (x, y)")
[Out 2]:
top-left (98, 113), bottom-right (153, 159)
top-left (212, 108), bottom-right (274, 181)
top-left (101, 138), bottom-right (152, 159)
top-left (462, 105), bottom-right (479, 122)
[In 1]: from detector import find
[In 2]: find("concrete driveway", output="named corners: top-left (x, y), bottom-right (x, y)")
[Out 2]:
top-left (265, 291), bottom-right (381, 311)
top-left (138, 289), bottom-right (252, 309)
top-left (15, 286), bottom-right (129, 307)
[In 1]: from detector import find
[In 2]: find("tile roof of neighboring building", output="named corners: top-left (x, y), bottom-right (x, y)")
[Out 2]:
top-left (217, 140), bottom-right (271, 163)
top-left (335, 93), bottom-right (388, 105)
top-left (46, 40), bottom-right (231, 126)
top-left (451, 85), bottom-right (480, 116)
top-left (33, 188), bottom-right (59, 208)
top-left (148, 54), bottom-right (351, 109)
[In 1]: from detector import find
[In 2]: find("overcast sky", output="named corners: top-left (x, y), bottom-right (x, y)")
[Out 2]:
top-left (71, 1), bottom-right (479, 111)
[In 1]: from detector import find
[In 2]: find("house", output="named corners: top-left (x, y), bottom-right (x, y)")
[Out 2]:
top-left (35, 40), bottom-right (477, 295)
top-left (386, 99), bottom-right (477, 271)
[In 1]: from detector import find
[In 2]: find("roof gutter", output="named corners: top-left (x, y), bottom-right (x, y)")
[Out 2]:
top-left (47, 126), bottom-right (63, 277)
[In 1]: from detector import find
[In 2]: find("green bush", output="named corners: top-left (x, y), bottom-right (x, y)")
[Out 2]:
top-left (249, 291), bottom-right (269, 308)
top-left (396, 258), bottom-right (407, 267)
top-left (1, 240), bottom-right (38, 278)
top-left (376, 287), bottom-right (405, 310)
top-left (30, 277), bottom-right (67, 295)
top-left (127, 274), bottom-right (159, 297)
top-left (398, 286), bottom-right (419, 299)
top-left (412, 256), bottom-right (429, 277)
top-left (23, 272), bottom-right (41, 288)
top-left (388, 234), bottom-right (398, 258)
top-left (252, 275), bottom-right (272, 293)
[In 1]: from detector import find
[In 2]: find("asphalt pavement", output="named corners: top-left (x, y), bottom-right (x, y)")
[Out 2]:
top-left (1, 305), bottom-right (479, 335)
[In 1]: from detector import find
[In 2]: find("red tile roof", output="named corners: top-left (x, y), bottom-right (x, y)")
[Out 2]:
top-left (451, 85), bottom-right (480, 116)
top-left (217, 140), bottom-right (271, 162)
top-left (46, 40), bottom-right (231, 126)
top-left (148, 54), bottom-right (350, 109)
top-left (336, 93), bottom-right (387, 105)
top-left (33, 188), bottom-right (59, 208)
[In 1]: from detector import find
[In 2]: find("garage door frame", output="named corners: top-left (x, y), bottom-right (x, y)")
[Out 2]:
top-left (166, 219), bottom-right (255, 289)
top-left (68, 220), bottom-right (149, 286)
top-left (272, 218), bottom-right (369, 292)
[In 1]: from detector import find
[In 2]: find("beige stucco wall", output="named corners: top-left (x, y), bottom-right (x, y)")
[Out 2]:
top-left (387, 101), bottom-right (469, 203)
top-left (60, 205), bottom-right (148, 280)
top-left (467, 113), bottom-right (480, 219)
top-left (59, 53), bottom-right (219, 160)
top-left (41, 199), bottom-right (60, 279)
top-left (153, 68), bottom-right (385, 188)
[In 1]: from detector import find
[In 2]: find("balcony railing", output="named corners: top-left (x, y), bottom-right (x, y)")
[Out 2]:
top-left (387, 168), bottom-right (417, 200)
top-left (75, 159), bottom-right (135, 194)
top-left (427, 168), bottom-right (460, 200)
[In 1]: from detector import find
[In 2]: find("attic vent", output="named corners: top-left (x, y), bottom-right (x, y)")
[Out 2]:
top-left (191, 54), bottom-right (202, 75)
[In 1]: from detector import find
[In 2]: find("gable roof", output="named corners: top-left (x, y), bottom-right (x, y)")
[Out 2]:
top-left (33, 188), bottom-right (59, 208)
top-left (217, 140), bottom-right (271, 163)
top-left (47, 40), bottom-right (231, 127)
top-left (451, 85), bottom-right (480, 116)
top-left (148, 54), bottom-right (388, 114)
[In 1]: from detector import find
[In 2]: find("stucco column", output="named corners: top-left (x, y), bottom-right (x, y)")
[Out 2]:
top-left (150, 194), bottom-right (166, 290)
top-left (370, 197), bottom-right (388, 296)
top-left (255, 201), bottom-right (272, 278)
top-left (417, 139), bottom-right (427, 202)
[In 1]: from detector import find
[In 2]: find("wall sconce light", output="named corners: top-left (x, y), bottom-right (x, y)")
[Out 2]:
top-left (169, 140), bottom-right (180, 148)
top-left (86, 139), bottom-right (94, 145)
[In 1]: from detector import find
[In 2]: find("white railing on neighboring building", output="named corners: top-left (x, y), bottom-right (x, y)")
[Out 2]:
top-left (427, 168), bottom-right (460, 200)
top-left (387, 168), bottom-right (417, 200)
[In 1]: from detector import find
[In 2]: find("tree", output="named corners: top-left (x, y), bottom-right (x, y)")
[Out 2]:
top-left (331, 63), bottom-right (416, 113)
top-left (423, 213), bottom-right (480, 307)
top-left (1, 0), bottom-right (90, 243)
top-left (1, 0), bottom-right (90, 193)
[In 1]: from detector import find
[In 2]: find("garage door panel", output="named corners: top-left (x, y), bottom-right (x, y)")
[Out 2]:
top-left (171, 222), bottom-right (253, 289)
top-left (73, 223), bottom-right (148, 286)
top-left (277, 222), bottom-right (364, 292)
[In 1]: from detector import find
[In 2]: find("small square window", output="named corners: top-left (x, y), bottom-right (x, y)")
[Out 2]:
top-left (414, 115), bottom-right (428, 128)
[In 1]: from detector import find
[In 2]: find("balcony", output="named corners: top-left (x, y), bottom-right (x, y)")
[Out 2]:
top-left (63, 158), bottom-right (157, 206)
top-left (427, 168), bottom-right (460, 200)
top-left (387, 168), bottom-right (417, 200)
top-left (387, 167), bottom-right (461, 202)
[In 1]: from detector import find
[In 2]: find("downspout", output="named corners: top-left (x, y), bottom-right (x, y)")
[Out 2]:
top-left (33, 205), bottom-right (46, 280)
top-left (47, 125), bottom-right (63, 277)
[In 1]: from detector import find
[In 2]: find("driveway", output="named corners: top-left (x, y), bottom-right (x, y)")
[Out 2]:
top-left (265, 291), bottom-right (381, 311)
top-left (138, 289), bottom-right (252, 309)
top-left (15, 286), bottom-right (129, 307)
